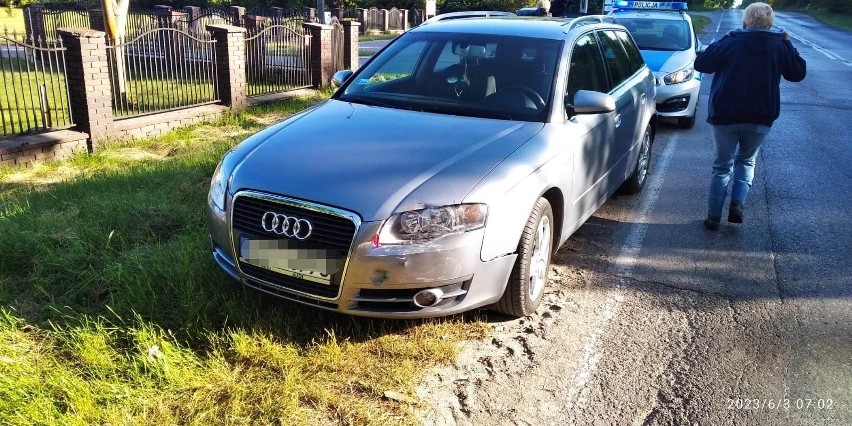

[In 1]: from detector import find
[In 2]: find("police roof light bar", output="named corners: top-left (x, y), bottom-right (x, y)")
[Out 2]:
top-left (613, 1), bottom-right (688, 11)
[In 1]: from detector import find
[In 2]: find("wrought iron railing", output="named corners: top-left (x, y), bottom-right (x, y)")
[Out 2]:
top-left (0, 31), bottom-right (73, 138)
top-left (330, 18), bottom-right (345, 74)
top-left (387, 8), bottom-right (404, 31)
top-left (40, 6), bottom-right (90, 40)
top-left (245, 24), bottom-right (312, 97)
top-left (364, 8), bottom-right (381, 33)
top-left (178, 7), bottom-right (240, 33)
top-left (107, 29), bottom-right (219, 118)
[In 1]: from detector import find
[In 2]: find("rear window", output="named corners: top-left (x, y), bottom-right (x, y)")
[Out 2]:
top-left (616, 18), bottom-right (691, 51)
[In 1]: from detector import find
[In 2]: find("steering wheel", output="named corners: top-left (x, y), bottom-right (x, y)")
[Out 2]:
top-left (498, 85), bottom-right (546, 109)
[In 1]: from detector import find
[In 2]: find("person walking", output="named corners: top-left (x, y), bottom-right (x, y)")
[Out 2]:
top-left (549, 0), bottom-right (571, 17)
top-left (536, 0), bottom-right (551, 16)
top-left (695, 2), bottom-right (806, 231)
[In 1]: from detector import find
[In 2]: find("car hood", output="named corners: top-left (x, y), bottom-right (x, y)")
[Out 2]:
top-left (641, 49), bottom-right (694, 74)
top-left (230, 100), bottom-right (543, 222)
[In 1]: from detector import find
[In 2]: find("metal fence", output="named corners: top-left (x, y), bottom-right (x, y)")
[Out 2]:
top-left (124, 9), bottom-right (161, 39)
top-left (387, 8), bottom-right (405, 31)
top-left (330, 18), bottom-right (344, 74)
top-left (178, 8), bottom-right (240, 35)
top-left (364, 8), bottom-right (382, 33)
top-left (107, 29), bottom-right (219, 118)
top-left (40, 6), bottom-right (91, 40)
top-left (245, 24), bottom-right (311, 97)
top-left (0, 31), bottom-right (73, 137)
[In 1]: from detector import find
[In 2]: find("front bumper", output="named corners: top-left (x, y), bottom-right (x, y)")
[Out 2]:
top-left (208, 192), bottom-right (517, 318)
top-left (654, 74), bottom-right (701, 118)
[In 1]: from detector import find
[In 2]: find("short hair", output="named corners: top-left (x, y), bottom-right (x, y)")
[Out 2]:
top-left (537, 0), bottom-right (551, 11)
top-left (743, 2), bottom-right (774, 30)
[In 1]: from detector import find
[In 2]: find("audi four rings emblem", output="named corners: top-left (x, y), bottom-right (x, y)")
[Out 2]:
top-left (261, 212), bottom-right (313, 240)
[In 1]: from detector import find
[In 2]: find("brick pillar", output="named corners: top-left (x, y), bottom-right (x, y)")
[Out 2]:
top-left (380, 9), bottom-right (389, 32)
top-left (243, 15), bottom-right (268, 31)
top-left (207, 24), bottom-right (247, 109)
top-left (57, 28), bottom-right (113, 151)
top-left (231, 6), bottom-right (246, 26)
top-left (342, 20), bottom-right (360, 71)
top-left (303, 22), bottom-right (333, 88)
top-left (183, 6), bottom-right (201, 34)
top-left (269, 7), bottom-right (284, 24)
top-left (88, 9), bottom-right (106, 32)
top-left (23, 4), bottom-right (46, 41)
top-left (305, 8), bottom-right (317, 23)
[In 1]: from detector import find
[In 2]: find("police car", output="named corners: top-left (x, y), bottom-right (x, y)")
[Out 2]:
top-left (610, 1), bottom-right (701, 128)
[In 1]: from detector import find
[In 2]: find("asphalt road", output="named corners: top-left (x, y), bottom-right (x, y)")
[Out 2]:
top-left (417, 10), bottom-right (851, 425)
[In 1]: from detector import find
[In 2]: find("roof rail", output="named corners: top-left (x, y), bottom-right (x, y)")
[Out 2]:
top-left (564, 14), bottom-right (620, 32)
top-left (421, 10), bottom-right (516, 25)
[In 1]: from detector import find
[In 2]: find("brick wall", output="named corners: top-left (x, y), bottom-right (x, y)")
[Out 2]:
top-left (0, 130), bottom-right (88, 168)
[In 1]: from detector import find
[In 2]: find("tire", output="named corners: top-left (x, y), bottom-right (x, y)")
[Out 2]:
top-left (620, 127), bottom-right (652, 194)
top-left (678, 113), bottom-right (696, 129)
top-left (493, 198), bottom-right (554, 318)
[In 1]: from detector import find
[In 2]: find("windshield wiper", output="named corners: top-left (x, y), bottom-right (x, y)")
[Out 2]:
top-left (339, 95), bottom-right (396, 109)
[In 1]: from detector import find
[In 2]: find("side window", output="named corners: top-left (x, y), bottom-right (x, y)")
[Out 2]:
top-left (598, 30), bottom-right (634, 87)
top-left (362, 40), bottom-right (427, 89)
top-left (616, 30), bottom-right (644, 74)
top-left (565, 33), bottom-right (610, 104)
top-left (433, 42), bottom-right (459, 71)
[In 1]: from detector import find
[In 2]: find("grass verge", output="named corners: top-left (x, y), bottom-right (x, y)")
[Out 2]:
top-left (0, 90), bottom-right (489, 425)
top-left (0, 7), bottom-right (25, 35)
top-left (787, 7), bottom-right (852, 31)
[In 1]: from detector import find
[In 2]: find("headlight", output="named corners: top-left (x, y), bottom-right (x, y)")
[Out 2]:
top-left (377, 204), bottom-right (487, 244)
top-left (663, 66), bottom-right (695, 85)
top-left (209, 160), bottom-right (228, 212)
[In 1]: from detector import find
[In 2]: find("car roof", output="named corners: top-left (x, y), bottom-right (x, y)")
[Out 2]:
top-left (411, 15), bottom-right (624, 40)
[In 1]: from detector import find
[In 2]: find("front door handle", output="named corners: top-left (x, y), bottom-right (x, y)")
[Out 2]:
top-left (615, 113), bottom-right (622, 128)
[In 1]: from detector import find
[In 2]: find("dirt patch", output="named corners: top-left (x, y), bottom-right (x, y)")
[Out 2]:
top-left (414, 200), bottom-right (633, 425)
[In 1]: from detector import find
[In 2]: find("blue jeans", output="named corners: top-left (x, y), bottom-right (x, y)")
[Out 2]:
top-left (708, 124), bottom-right (771, 218)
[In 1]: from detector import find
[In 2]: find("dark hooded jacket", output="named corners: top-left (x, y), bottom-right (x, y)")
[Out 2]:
top-left (695, 28), bottom-right (806, 126)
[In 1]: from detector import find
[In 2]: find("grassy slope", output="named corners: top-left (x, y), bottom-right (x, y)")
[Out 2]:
top-left (0, 91), bottom-right (488, 425)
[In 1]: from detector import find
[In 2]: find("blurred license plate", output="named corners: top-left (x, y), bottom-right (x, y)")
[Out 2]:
top-left (239, 237), bottom-right (343, 286)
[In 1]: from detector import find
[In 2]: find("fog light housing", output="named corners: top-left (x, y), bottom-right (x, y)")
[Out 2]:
top-left (413, 288), bottom-right (444, 308)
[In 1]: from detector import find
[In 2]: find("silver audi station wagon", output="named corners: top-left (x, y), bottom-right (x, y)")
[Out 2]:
top-left (207, 14), bottom-right (657, 318)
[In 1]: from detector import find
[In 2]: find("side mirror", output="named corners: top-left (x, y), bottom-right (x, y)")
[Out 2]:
top-left (332, 70), bottom-right (354, 88)
top-left (568, 90), bottom-right (616, 115)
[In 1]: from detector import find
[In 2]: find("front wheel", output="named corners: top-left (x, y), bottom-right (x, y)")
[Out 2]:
top-left (493, 198), bottom-right (554, 317)
top-left (620, 127), bottom-right (652, 194)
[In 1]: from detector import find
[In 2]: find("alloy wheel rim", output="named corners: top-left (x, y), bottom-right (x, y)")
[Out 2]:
top-left (637, 132), bottom-right (650, 186)
top-left (528, 214), bottom-right (551, 301)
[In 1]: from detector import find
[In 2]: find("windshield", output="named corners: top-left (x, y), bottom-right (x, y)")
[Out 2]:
top-left (335, 32), bottom-right (561, 122)
top-left (616, 18), bottom-right (691, 51)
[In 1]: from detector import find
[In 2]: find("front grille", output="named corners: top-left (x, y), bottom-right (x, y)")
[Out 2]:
top-left (232, 193), bottom-right (358, 300)
top-left (233, 196), bottom-right (356, 251)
